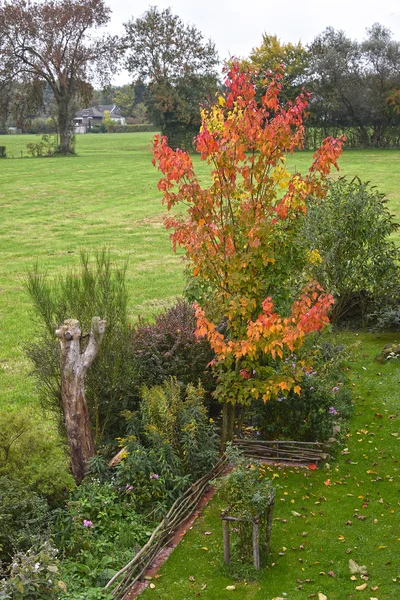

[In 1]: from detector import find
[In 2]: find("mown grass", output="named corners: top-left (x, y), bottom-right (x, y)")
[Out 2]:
top-left (0, 134), bottom-right (399, 413)
top-left (140, 332), bottom-right (400, 600)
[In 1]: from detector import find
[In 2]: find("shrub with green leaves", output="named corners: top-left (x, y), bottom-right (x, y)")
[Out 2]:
top-left (0, 477), bottom-right (49, 564)
top-left (0, 542), bottom-right (65, 600)
top-left (53, 478), bottom-right (151, 570)
top-left (114, 379), bottom-right (219, 515)
top-left (302, 177), bottom-right (400, 325)
top-left (250, 338), bottom-right (353, 441)
top-left (214, 446), bottom-right (275, 565)
top-left (0, 410), bottom-right (73, 505)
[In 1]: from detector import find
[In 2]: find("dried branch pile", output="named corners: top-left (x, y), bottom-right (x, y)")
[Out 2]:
top-left (233, 438), bottom-right (330, 464)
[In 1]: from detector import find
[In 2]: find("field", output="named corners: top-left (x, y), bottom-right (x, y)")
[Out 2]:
top-left (1, 134), bottom-right (400, 598)
top-left (1, 133), bottom-right (399, 412)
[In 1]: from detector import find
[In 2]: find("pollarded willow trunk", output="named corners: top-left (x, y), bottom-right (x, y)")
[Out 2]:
top-left (56, 317), bottom-right (106, 484)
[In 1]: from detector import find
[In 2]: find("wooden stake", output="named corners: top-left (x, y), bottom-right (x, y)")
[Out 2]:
top-left (223, 519), bottom-right (230, 564)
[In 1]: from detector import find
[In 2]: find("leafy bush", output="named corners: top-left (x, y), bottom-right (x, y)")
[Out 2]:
top-left (114, 379), bottom-right (219, 515)
top-left (25, 251), bottom-right (136, 444)
top-left (0, 477), bottom-right (49, 564)
top-left (216, 446), bottom-right (275, 520)
top-left (302, 177), bottom-right (400, 325)
top-left (0, 542), bottom-right (65, 600)
top-left (250, 338), bottom-right (353, 441)
top-left (112, 123), bottom-right (157, 133)
top-left (26, 134), bottom-right (58, 157)
top-left (214, 446), bottom-right (275, 565)
top-left (130, 300), bottom-right (215, 408)
top-left (54, 480), bottom-right (151, 560)
top-left (0, 410), bottom-right (73, 505)
top-left (26, 118), bottom-right (57, 134)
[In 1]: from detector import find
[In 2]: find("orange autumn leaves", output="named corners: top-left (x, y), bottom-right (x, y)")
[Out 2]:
top-left (153, 63), bottom-right (342, 404)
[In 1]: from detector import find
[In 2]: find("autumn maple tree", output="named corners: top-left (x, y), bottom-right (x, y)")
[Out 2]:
top-left (153, 63), bottom-right (344, 446)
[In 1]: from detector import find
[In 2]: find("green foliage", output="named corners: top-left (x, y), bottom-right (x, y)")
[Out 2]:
top-left (250, 338), bottom-right (353, 441)
top-left (0, 410), bottom-right (73, 504)
top-left (25, 250), bottom-right (136, 443)
top-left (0, 542), bottom-right (64, 600)
top-left (102, 110), bottom-right (115, 133)
top-left (302, 177), bottom-right (400, 325)
top-left (114, 379), bottom-right (219, 515)
top-left (26, 134), bottom-right (57, 157)
top-left (111, 123), bottom-right (157, 133)
top-left (124, 6), bottom-right (219, 150)
top-left (216, 446), bottom-right (275, 520)
top-left (113, 85), bottom-right (135, 118)
top-left (130, 299), bottom-right (215, 408)
top-left (214, 446), bottom-right (275, 566)
top-left (54, 480), bottom-right (150, 561)
top-left (26, 118), bottom-right (57, 135)
top-left (0, 146), bottom-right (6, 158)
top-left (0, 477), bottom-right (49, 564)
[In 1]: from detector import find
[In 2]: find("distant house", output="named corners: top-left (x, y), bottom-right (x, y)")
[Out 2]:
top-left (74, 104), bottom-right (125, 133)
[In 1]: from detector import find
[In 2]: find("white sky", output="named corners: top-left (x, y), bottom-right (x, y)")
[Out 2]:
top-left (106, 0), bottom-right (400, 85)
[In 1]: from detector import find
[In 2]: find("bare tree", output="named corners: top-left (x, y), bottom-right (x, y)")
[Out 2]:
top-left (0, 0), bottom-right (119, 154)
top-left (56, 317), bottom-right (106, 483)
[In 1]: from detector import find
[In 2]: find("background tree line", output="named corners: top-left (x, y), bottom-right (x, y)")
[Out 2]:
top-left (0, 0), bottom-right (399, 152)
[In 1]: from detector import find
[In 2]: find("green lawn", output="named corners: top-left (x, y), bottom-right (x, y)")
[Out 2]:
top-left (0, 135), bottom-right (399, 414)
top-left (140, 332), bottom-right (400, 600)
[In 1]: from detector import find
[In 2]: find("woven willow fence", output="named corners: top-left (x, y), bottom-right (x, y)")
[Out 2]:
top-left (233, 438), bottom-right (330, 464)
top-left (104, 455), bottom-right (229, 599)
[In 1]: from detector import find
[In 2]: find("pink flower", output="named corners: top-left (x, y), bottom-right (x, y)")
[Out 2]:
top-left (83, 519), bottom-right (93, 528)
top-left (150, 473), bottom-right (159, 480)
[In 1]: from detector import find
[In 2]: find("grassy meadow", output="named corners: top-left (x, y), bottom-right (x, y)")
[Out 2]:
top-left (0, 133), bottom-right (400, 412)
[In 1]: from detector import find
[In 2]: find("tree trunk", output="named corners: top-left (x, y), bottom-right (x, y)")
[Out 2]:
top-left (220, 401), bottom-right (235, 453)
top-left (57, 97), bottom-right (74, 155)
top-left (56, 317), bottom-right (106, 484)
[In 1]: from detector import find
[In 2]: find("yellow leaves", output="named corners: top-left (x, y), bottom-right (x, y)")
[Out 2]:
top-left (218, 95), bottom-right (226, 107)
top-left (272, 164), bottom-right (291, 190)
top-left (294, 385), bottom-right (301, 395)
top-left (308, 249), bottom-right (323, 265)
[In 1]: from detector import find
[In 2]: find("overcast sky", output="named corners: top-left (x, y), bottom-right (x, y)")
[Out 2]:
top-left (107, 0), bottom-right (400, 85)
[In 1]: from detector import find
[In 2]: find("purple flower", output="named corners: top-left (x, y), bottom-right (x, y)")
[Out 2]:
top-left (150, 473), bottom-right (159, 480)
top-left (83, 520), bottom-right (93, 528)
top-left (309, 387), bottom-right (314, 391)
top-left (329, 407), bottom-right (338, 415)
top-left (126, 484), bottom-right (134, 492)
top-left (331, 386), bottom-right (340, 392)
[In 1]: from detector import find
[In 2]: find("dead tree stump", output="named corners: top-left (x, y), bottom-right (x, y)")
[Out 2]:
top-left (56, 317), bottom-right (106, 484)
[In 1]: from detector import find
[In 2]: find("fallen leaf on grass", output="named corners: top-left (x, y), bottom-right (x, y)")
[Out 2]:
top-left (149, 583), bottom-right (156, 589)
top-left (349, 559), bottom-right (368, 575)
top-left (200, 547), bottom-right (208, 551)
top-left (225, 585), bottom-right (236, 590)
top-left (204, 531), bottom-right (212, 535)
top-left (318, 593), bottom-right (328, 600)
top-left (189, 576), bottom-right (195, 582)
top-left (355, 583), bottom-right (367, 590)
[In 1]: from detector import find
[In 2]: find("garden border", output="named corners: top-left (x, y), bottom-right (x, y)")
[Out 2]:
top-left (104, 455), bottom-right (229, 599)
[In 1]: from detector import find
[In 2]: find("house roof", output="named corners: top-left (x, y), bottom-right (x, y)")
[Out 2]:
top-left (75, 104), bottom-right (123, 119)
